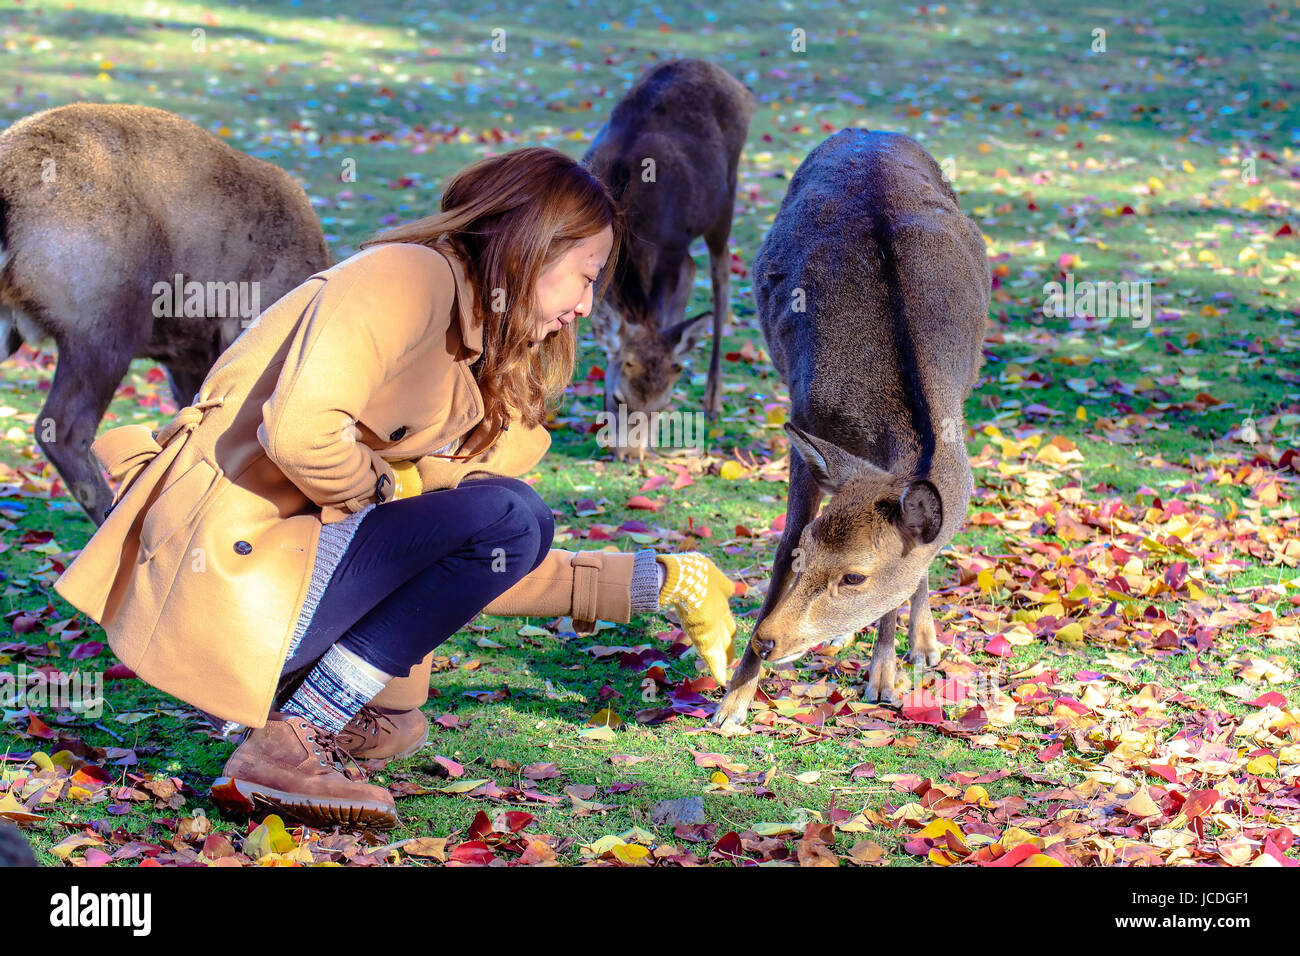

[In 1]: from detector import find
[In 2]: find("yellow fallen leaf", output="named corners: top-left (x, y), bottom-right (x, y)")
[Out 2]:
top-left (1122, 786), bottom-right (1163, 818)
top-left (1023, 853), bottom-right (1064, 867)
top-left (719, 461), bottom-right (746, 480)
top-left (612, 843), bottom-right (652, 866)
top-left (579, 835), bottom-right (626, 857)
top-left (918, 818), bottom-right (965, 842)
top-left (1000, 826), bottom-right (1042, 851)
top-left (793, 771), bottom-right (821, 784)
top-left (244, 814), bottom-right (296, 859)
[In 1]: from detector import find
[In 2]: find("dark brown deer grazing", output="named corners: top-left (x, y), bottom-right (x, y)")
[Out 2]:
top-left (0, 102), bottom-right (330, 524)
top-left (712, 129), bottom-right (990, 728)
top-left (582, 58), bottom-right (755, 459)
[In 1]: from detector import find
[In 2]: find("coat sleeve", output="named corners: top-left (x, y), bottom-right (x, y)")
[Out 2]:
top-left (481, 548), bottom-right (637, 627)
top-left (258, 244), bottom-right (458, 523)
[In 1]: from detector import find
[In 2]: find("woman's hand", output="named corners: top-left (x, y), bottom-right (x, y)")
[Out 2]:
top-left (657, 553), bottom-right (737, 685)
top-left (390, 459), bottom-right (423, 499)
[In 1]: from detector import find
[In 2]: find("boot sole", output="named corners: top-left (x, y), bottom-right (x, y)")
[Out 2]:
top-left (210, 776), bottom-right (398, 831)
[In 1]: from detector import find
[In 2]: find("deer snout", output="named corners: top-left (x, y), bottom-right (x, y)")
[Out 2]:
top-left (752, 635), bottom-right (776, 659)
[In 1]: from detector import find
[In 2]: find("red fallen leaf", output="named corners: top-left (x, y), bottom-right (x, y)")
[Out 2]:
top-left (1120, 205), bottom-right (1136, 215)
top-left (770, 513), bottom-right (785, 532)
top-left (1263, 841), bottom-right (1298, 867)
top-left (1245, 691), bottom-right (1287, 708)
top-left (627, 495), bottom-right (662, 512)
top-left (12, 615), bottom-right (38, 635)
top-left (1266, 827), bottom-right (1294, 852)
top-left (1276, 223), bottom-right (1294, 237)
top-left (586, 526), bottom-right (614, 541)
top-left (712, 831), bottom-right (744, 858)
top-left (982, 843), bottom-right (1039, 867)
top-left (104, 663), bottom-right (137, 681)
top-left (668, 466), bottom-right (694, 490)
top-left (903, 835), bottom-right (934, 856)
top-left (522, 762), bottom-right (560, 780)
top-left (432, 755), bottom-right (464, 778)
top-left (734, 524), bottom-right (753, 537)
top-left (638, 475), bottom-right (669, 493)
top-left (984, 635), bottom-right (1012, 658)
top-left (24, 715), bottom-right (55, 739)
top-left (899, 689), bottom-right (943, 725)
top-left (468, 810), bottom-right (494, 840)
top-left (1147, 764), bottom-right (1178, 784)
top-left (1181, 789), bottom-right (1220, 819)
top-left (1037, 741), bottom-right (1064, 762)
top-left (448, 841), bottom-right (496, 866)
top-left (69, 641), bottom-right (105, 661)
top-left (82, 847), bottom-right (113, 867)
top-left (434, 713), bottom-right (470, 730)
top-left (958, 704), bottom-right (989, 731)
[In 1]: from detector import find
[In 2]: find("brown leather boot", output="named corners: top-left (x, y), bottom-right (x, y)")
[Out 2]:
top-left (210, 711), bottom-right (398, 830)
top-left (336, 705), bottom-right (430, 764)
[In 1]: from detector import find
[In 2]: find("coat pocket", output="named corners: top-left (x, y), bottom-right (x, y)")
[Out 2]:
top-left (139, 458), bottom-right (223, 561)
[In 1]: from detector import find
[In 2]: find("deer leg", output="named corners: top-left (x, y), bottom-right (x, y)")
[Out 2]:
top-left (702, 224), bottom-right (731, 420)
top-left (906, 568), bottom-right (942, 667)
top-left (864, 610), bottom-right (900, 705)
top-left (38, 338), bottom-right (135, 525)
top-left (712, 450), bottom-right (822, 728)
top-left (163, 363), bottom-right (207, 409)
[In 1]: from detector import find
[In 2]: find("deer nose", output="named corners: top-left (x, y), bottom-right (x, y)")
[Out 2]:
top-left (754, 637), bottom-right (775, 659)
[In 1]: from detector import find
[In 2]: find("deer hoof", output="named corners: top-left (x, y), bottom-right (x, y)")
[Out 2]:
top-left (864, 681), bottom-right (901, 706)
top-left (906, 647), bottom-right (942, 667)
top-left (704, 389), bottom-right (722, 420)
top-left (711, 695), bottom-right (749, 729)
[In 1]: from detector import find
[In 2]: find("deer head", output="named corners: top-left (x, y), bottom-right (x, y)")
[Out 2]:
top-left (750, 424), bottom-right (945, 664)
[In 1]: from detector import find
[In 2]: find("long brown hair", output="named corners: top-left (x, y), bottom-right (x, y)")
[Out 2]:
top-left (360, 147), bottom-right (621, 431)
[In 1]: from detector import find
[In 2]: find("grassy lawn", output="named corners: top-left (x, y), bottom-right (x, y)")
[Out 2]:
top-left (1, 0), bottom-right (1297, 866)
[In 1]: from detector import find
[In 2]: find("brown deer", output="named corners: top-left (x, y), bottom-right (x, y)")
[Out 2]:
top-left (712, 129), bottom-right (989, 728)
top-left (582, 58), bottom-right (755, 459)
top-left (0, 102), bottom-right (330, 524)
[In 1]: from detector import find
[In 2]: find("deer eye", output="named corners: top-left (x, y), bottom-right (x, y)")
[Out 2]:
top-left (841, 573), bottom-right (867, 587)
top-left (671, 362), bottom-right (683, 373)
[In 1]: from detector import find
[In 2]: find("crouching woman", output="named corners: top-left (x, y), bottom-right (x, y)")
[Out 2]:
top-left (53, 147), bottom-right (737, 830)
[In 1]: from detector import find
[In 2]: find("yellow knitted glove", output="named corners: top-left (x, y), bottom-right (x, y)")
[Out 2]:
top-left (657, 553), bottom-right (737, 685)
top-left (390, 459), bottom-right (423, 500)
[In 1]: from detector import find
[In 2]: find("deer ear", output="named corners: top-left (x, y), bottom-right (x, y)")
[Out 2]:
top-left (667, 310), bottom-right (712, 360)
top-left (783, 423), bottom-right (885, 494)
top-left (897, 480), bottom-right (943, 545)
top-left (588, 300), bottom-right (624, 357)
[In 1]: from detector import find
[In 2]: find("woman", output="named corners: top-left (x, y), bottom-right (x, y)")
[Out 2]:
top-left (52, 147), bottom-right (738, 830)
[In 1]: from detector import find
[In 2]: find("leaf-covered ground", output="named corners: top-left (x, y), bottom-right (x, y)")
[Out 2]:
top-left (1, 0), bottom-right (1297, 866)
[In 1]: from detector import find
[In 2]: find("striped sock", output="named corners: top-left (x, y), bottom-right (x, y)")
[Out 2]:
top-left (281, 644), bottom-right (388, 732)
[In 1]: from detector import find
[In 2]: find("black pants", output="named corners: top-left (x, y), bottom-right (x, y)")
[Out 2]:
top-left (273, 476), bottom-right (555, 709)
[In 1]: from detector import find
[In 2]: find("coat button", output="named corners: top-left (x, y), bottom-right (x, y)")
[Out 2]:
top-left (389, 425), bottom-right (407, 441)
top-left (234, 540), bottom-right (252, 555)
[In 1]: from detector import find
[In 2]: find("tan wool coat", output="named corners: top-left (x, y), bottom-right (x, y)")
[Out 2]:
top-left (52, 241), bottom-right (637, 727)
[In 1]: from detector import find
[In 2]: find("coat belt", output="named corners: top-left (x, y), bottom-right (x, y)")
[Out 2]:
top-left (95, 397), bottom-right (225, 518)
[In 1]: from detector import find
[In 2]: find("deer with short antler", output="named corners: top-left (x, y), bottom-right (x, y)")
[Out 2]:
top-left (582, 58), bottom-right (755, 459)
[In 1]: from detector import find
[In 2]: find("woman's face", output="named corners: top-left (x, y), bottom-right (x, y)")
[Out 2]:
top-left (531, 225), bottom-right (614, 343)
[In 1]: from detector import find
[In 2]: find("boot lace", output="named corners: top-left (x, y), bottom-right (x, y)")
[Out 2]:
top-left (305, 725), bottom-right (365, 778)
top-left (350, 705), bottom-right (398, 738)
